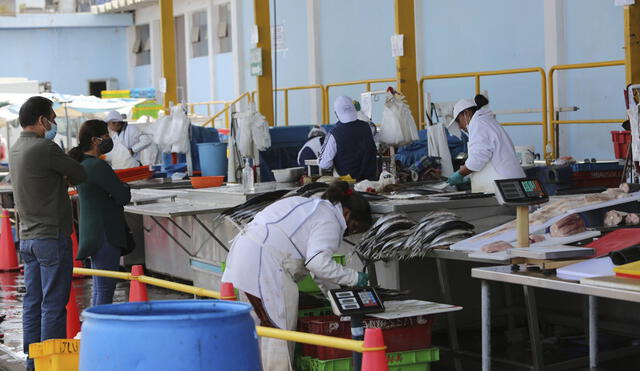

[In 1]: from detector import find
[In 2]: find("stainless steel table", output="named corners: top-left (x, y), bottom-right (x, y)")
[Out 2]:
top-left (472, 265), bottom-right (640, 371)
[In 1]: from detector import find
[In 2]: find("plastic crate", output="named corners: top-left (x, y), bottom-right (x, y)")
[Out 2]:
top-left (29, 339), bottom-right (80, 371)
top-left (301, 347), bottom-right (439, 371)
top-left (611, 131), bottom-right (631, 159)
top-left (571, 162), bottom-right (623, 172)
top-left (298, 254), bottom-right (346, 293)
top-left (301, 315), bottom-right (435, 360)
top-left (299, 306), bottom-right (333, 318)
top-left (101, 89), bottom-right (130, 98)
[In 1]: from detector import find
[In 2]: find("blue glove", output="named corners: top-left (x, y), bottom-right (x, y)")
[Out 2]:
top-left (447, 171), bottom-right (465, 185)
top-left (356, 272), bottom-right (369, 287)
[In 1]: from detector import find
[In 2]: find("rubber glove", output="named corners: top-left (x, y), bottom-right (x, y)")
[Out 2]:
top-left (355, 272), bottom-right (369, 287)
top-left (447, 171), bottom-right (465, 185)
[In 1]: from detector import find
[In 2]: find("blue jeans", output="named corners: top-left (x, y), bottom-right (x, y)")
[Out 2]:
top-left (90, 234), bottom-right (121, 306)
top-left (20, 235), bottom-right (73, 369)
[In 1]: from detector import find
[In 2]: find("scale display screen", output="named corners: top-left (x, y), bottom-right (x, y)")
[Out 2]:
top-left (328, 287), bottom-right (385, 316)
top-left (495, 178), bottom-right (549, 206)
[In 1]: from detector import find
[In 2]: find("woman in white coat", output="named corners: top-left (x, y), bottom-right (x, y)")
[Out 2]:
top-left (222, 181), bottom-right (371, 370)
top-left (446, 95), bottom-right (525, 194)
top-left (105, 111), bottom-right (152, 163)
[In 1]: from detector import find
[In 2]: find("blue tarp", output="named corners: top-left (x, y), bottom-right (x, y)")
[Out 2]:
top-left (396, 129), bottom-right (468, 167)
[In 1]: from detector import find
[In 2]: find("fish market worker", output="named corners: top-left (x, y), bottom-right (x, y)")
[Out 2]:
top-left (446, 95), bottom-right (525, 194)
top-left (222, 181), bottom-right (372, 371)
top-left (318, 96), bottom-right (378, 181)
top-left (297, 126), bottom-right (326, 168)
top-left (105, 111), bottom-right (152, 162)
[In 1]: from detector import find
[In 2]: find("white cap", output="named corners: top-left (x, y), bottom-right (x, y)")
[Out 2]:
top-left (105, 110), bottom-right (126, 123)
top-left (334, 96), bottom-right (357, 123)
top-left (447, 98), bottom-right (476, 127)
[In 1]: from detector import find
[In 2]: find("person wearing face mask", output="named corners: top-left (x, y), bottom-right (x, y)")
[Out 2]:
top-left (221, 181), bottom-right (372, 371)
top-left (68, 120), bottom-right (131, 306)
top-left (104, 110), bottom-right (152, 162)
top-left (10, 96), bottom-right (86, 371)
top-left (446, 95), bottom-right (525, 196)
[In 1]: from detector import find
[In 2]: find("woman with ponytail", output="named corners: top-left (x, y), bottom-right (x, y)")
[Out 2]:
top-left (70, 120), bottom-right (131, 305)
top-left (446, 94), bottom-right (525, 196)
top-left (222, 181), bottom-right (372, 370)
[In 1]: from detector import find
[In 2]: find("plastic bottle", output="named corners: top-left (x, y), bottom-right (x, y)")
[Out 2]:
top-left (242, 158), bottom-right (255, 192)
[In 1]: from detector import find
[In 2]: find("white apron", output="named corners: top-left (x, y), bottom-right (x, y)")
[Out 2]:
top-left (470, 161), bottom-right (506, 204)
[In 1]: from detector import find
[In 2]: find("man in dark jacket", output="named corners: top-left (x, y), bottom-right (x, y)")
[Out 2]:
top-left (10, 96), bottom-right (86, 370)
top-left (318, 96), bottom-right (378, 181)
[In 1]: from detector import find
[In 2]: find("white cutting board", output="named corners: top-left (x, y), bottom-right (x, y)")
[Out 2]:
top-left (557, 257), bottom-right (615, 281)
top-left (452, 192), bottom-right (640, 252)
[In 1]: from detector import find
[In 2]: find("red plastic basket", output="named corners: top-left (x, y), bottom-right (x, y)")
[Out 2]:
top-left (299, 315), bottom-right (435, 360)
top-left (611, 131), bottom-right (631, 159)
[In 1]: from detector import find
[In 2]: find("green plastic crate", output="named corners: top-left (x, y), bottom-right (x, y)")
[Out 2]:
top-left (295, 355), bottom-right (313, 371)
top-left (305, 347), bottom-right (439, 371)
top-left (298, 254), bottom-right (346, 293)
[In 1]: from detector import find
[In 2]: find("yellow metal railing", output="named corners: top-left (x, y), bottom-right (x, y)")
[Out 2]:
top-left (252, 85), bottom-right (326, 126)
top-left (199, 92), bottom-right (253, 128)
top-left (71, 267), bottom-right (382, 354)
top-left (188, 100), bottom-right (231, 117)
top-left (324, 78), bottom-right (397, 123)
top-left (548, 60), bottom-right (626, 158)
top-left (419, 67), bottom-right (550, 160)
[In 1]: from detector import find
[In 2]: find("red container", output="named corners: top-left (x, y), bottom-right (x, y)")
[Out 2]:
top-left (611, 131), bottom-right (631, 159)
top-left (572, 171), bottom-right (622, 188)
top-left (300, 315), bottom-right (435, 360)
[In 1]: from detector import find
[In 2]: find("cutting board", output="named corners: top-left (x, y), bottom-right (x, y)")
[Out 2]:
top-left (557, 257), bottom-right (615, 281)
top-left (613, 260), bottom-right (640, 278)
top-left (580, 275), bottom-right (640, 291)
top-left (585, 228), bottom-right (640, 257)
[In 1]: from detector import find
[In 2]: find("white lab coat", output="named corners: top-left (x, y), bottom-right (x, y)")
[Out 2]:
top-left (465, 107), bottom-right (525, 194)
top-left (111, 124), bottom-right (152, 162)
top-left (222, 197), bottom-right (359, 370)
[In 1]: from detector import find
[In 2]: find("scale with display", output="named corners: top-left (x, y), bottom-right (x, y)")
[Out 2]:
top-left (494, 177), bottom-right (549, 248)
top-left (327, 287), bottom-right (385, 371)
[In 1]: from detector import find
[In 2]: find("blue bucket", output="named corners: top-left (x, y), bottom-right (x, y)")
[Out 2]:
top-left (79, 300), bottom-right (261, 371)
top-left (197, 142), bottom-right (227, 176)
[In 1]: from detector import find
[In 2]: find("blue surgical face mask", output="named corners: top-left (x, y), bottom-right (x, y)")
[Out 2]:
top-left (44, 119), bottom-right (57, 140)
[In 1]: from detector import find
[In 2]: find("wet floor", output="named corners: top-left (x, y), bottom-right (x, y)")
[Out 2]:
top-left (0, 270), bottom-right (191, 369)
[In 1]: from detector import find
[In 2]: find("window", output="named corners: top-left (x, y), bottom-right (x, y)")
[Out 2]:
top-left (134, 24), bottom-right (151, 66)
top-left (191, 10), bottom-right (208, 58)
top-left (217, 3), bottom-right (232, 54)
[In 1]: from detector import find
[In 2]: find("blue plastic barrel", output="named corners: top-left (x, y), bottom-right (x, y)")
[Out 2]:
top-left (197, 142), bottom-right (227, 176)
top-left (79, 300), bottom-right (261, 371)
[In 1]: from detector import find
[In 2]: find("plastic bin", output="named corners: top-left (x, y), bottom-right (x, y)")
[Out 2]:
top-left (611, 131), bottom-right (631, 159)
top-left (298, 254), bottom-right (346, 293)
top-left (296, 347), bottom-right (439, 371)
top-left (29, 339), bottom-right (80, 371)
top-left (300, 315), bottom-right (435, 360)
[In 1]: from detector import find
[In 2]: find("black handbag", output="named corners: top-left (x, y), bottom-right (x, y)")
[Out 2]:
top-left (121, 221), bottom-right (136, 256)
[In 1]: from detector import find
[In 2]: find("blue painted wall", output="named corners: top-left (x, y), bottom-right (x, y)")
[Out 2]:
top-left (422, 0), bottom-right (546, 155)
top-left (132, 65), bottom-right (152, 91)
top-left (561, 0), bottom-right (625, 159)
top-left (188, 56), bottom-right (212, 115)
top-left (0, 27), bottom-right (130, 95)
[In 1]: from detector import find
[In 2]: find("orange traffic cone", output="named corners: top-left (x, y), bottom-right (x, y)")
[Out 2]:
top-left (220, 282), bottom-right (236, 301)
top-left (0, 210), bottom-right (19, 272)
top-left (71, 224), bottom-right (84, 278)
top-left (361, 328), bottom-right (389, 371)
top-left (129, 265), bottom-right (148, 302)
top-left (66, 286), bottom-right (80, 339)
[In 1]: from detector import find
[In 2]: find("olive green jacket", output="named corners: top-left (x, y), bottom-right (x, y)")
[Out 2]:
top-left (76, 155), bottom-right (131, 259)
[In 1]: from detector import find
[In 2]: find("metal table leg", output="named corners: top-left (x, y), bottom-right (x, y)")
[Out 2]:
top-left (481, 280), bottom-right (491, 371)
top-left (523, 286), bottom-right (543, 371)
top-left (436, 257), bottom-right (463, 371)
top-left (588, 296), bottom-right (598, 369)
